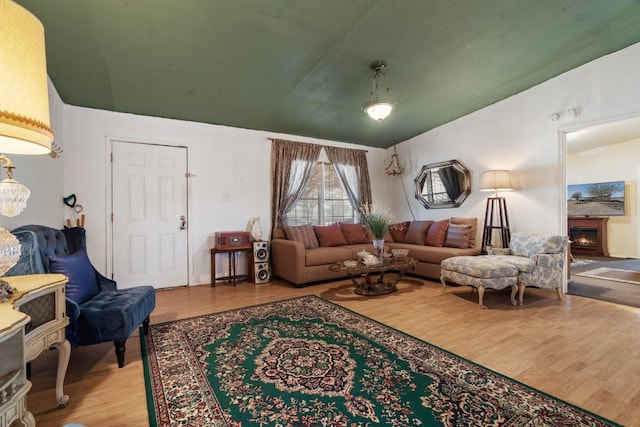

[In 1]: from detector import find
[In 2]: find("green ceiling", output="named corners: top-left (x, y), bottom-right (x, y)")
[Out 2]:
top-left (16, 0), bottom-right (640, 148)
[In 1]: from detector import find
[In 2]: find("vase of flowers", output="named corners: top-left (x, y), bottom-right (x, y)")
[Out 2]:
top-left (360, 202), bottom-right (394, 261)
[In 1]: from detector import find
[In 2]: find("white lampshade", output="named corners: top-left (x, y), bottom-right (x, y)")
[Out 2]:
top-left (0, 0), bottom-right (53, 154)
top-left (480, 170), bottom-right (514, 193)
top-left (364, 101), bottom-right (394, 122)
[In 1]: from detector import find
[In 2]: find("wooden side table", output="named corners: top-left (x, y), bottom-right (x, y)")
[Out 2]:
top-left (210, 247), bottom-right (251, 287)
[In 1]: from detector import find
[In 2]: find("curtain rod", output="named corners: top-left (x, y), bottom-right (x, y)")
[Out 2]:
top-left (265, 137), bottom-right (368, 152)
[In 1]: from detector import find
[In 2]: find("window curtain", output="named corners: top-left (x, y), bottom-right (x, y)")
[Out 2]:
top-left (324, 146), bottom-right (372, 219)
top-left (438, 166), bottom-right (462, 202)
top-left (270, 139), bottom-right (322, 231)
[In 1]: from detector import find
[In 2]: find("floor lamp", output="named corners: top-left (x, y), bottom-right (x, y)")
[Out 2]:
top-left (480, 170), bottom-right (514, 252)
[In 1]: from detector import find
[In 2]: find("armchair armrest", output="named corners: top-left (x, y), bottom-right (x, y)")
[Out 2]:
top-left (533, 253), bottom-right (565, 269)
top-left (65, 297), bottom-right (81, 344)
top-left (95, 270), bottom-right (117, 291)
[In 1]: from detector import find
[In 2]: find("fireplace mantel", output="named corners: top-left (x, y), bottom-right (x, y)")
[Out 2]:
top-left (568, 216), bottom-right (609, 257)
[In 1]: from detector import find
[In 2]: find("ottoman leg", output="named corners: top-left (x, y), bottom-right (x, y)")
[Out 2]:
top-left (510, 285), bottom-right (518, 306)
top-left (440, 276), bottom-right (448, 294)
top-left (477, 285), bottom-right (486, 309)
top-left (555, 287), bottom-right (562, 300)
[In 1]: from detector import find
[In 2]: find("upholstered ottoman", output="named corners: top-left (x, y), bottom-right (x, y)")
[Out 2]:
top-left (440, 256), bottom-right (521, 308)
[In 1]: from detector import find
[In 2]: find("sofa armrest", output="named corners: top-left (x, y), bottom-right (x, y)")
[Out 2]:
top-left (270, 238), bottom-right (306, 285)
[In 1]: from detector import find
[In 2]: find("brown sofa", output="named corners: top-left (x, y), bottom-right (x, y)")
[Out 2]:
top-left (271, 217), bottom-right (480, 287)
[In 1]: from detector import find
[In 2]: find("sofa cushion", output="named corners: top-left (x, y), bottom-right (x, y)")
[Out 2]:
top-left (444, 224), bottom-right (472, 249)
top-left (49, 250), bottom-right (99, 304)
top-left (339, 223), bottom-right (369, 245)
top-left (388, 243), bottom-right (480, 264)
top-left (425, 219), bottom-right (449, 247)
top-left (305, 247), bottom-right (353, 267)
top-left (388, 221), bottom-right (410, 243)
top-left (404, 221), bottom-right (433, 245)
top-left (313, 224), bottom-right (348, 247)
top-left (450, 217), bottom-right (478, 248)
top-left (284, 224), bottom-right (319, 249)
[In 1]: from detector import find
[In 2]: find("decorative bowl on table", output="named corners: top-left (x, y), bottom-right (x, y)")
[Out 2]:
top-left (357, 249), bottom-right (370, 260)
top-left (382, 252), bottom-right (392, 260)
top-left (362, 255), bottom-right (381, 266)
top-left (391, 248), bottom-right (409, 259)
top-left (343, 260), bottom-right (358, 268)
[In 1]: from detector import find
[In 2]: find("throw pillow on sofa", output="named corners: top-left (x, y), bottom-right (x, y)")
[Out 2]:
top-left (339, 223), bottom-right (369, 244)
top-left (425, 219), bottom-right (449, 247)
top-left (404, 221), bottom-right (433, 245)
top-left (313, 224), bottom-right (348, 247)
top-left (450, 217), bottom-right (478, 248)
top-left (284, 224), bottom-right (319, 249)
top-left (389, 221), bottom-right (411, 243)
top-left (49, 249), bottom-right (99, 304)
top-left (444, 223), bottom-right (472, 249)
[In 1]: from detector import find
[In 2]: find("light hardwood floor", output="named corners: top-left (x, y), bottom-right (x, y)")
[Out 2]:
top-left (29, 277), bottom-right (640, 426)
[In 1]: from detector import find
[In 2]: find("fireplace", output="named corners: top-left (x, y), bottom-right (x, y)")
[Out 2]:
top-left (568, 217), bottom-right (609, 257)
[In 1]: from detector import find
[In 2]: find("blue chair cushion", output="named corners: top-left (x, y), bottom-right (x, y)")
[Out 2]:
top-left (77, 285), bottom-right (156, 344)
top-left (49, 250), bottom-right (99, 304)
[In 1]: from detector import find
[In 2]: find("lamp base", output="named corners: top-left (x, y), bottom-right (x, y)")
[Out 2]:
top-left (481, 197), bottom-right (511, 253)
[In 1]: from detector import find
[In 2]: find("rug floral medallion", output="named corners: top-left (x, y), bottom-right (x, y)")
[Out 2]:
top-left (142, 295), bottom-right (619, 426)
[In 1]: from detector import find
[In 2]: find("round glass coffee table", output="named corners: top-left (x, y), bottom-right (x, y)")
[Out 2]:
top-left (329, 257), bottom-right (417, 296)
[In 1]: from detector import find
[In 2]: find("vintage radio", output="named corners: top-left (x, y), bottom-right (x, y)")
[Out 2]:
top-left (214, 231), bottom-right (252, 250)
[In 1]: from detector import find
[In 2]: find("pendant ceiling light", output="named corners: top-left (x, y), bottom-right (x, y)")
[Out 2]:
top-left (363, 61), bottom-right (395, 122)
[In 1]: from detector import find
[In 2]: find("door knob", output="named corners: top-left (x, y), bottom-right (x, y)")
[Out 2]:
top-left (179, 215), bottom-right (187, 230)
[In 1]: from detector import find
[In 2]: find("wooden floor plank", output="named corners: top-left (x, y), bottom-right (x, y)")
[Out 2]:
top-left (28, 277), bottom-right (640, 426)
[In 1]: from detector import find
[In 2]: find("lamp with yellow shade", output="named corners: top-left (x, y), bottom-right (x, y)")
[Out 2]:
top-left (0, 0), bottom-right (53, 292)
top-left (480, 170), bottom-right (514, 252)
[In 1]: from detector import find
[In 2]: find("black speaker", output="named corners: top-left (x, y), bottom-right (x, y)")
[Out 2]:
top-left (253, 262), bottom-right (271, 284)
top-left (253, 241), bottom-right (269, 262)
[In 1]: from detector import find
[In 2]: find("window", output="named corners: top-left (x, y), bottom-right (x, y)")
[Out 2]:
top-left (286, 162), bottom-right (357, 226)
top-left (421, 170), bottom-right (452, 204)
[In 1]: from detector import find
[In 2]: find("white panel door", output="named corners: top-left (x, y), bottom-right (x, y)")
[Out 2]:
top-left (112, 141), bottom-right (188, 289)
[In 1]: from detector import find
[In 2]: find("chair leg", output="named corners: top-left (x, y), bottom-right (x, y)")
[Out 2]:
top-left (142, 316), bottom-right (151, 335)
top-left (114, 340), bottom-right (126, 368)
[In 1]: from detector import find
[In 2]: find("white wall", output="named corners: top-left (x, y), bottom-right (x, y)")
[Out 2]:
top-left (61, 107), bottom-right (387, 284)
top-left (1, 79), bottom-right (65, 231)
top-left (390, 42), bottom-right (640, 242)
top-left (567, 138), bottom-right (640, 258)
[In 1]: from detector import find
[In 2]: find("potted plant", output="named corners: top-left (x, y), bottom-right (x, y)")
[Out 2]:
top-left (360, 202), bottom-right (394, 260)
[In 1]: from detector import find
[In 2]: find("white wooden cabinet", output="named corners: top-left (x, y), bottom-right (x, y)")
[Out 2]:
top-left (0, 289), bottom-right (34, 427)
top-left (0, 274), bottom-right (70, 426)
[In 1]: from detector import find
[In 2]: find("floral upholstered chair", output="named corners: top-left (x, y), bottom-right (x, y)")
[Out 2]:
top-left (488, 232), bottom-right (569, 302)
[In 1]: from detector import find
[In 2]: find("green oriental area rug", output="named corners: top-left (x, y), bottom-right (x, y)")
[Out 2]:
top-left (141, 295), bottom-right (619, 426)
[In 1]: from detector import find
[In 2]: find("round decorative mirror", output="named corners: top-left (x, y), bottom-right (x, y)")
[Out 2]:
top-left (414, 160), bottom-right (471, 209)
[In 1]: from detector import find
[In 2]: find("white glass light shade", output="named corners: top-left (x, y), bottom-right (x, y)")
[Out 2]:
top-left (0, 0), bottom-right (53, 154)
top-left (0, 226), bottom-right (21, 277)
top-left (0, 178), bottom-right (30, 217)
top-left (363, 101), bottom-right (394, 122)
top-left (480, 170), bottom-right (514, 192)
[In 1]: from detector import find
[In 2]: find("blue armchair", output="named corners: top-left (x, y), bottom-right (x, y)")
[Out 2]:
top-left (7, 225), bottom-right (156, 368)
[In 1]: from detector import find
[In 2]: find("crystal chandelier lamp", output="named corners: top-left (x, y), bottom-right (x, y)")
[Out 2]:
top-left (363, 61), bottom-right (395, 122)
